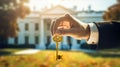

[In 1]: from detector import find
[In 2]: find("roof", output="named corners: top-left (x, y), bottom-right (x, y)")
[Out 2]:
top-left (77, 11), bottom-right (104, 17)
top-left (40, 5), bottom-right (77, 15)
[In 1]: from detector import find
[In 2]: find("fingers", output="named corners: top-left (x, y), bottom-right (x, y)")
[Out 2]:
top-left (56, 29), bottom-right (71, 36)
top-left (51, 13), bottom-right (79, 35)
top-left (53, 15), bottom-right (67, 35)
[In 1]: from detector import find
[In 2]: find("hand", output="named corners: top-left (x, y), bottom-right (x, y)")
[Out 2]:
top-left (51, 14), bottom-right (90, 40)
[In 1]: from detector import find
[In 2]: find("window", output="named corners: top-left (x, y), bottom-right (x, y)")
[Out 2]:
top-left (35, 23), bottom-right (39, 31)
top-left (25, 36), bottom-right (29, 45)
top-left (46, 36), bottom-right (50, 48)
top-left (15, 37), bottom-right (18, 45)
top-left (46, 36), bottom-right (50, 44)
top-left (47, 23), bottom-right (50, 30)
top-left (67, 36), bottom-right (71, 45)
top-left (77, 40), bottom-right (81, 44)
top-left (44, 18), bottom-right (51, 30)
top-left (67, 36), bottom-right (72, 48)
top-left (35, 36), bottom-right (39, 44)
top-left (25, 23), bottom-right (29, 31)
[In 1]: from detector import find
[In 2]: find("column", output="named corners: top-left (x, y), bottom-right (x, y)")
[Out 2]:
top-left (18, 23), bottom-right (25, 45)
top-left (59, 36), bottom-right (70, 50)
top-left (36, 18), bottom-right (46, 49)
top-left (48, 18), bottom-right (56, 49)
top-left (18, 33), bottom-right (25, 44)
top-left (29, 35), bottom-right (35, 45)
top-left (29, 23), bottom-right (35, 44)
top-left (50, 19), bottom-right (54, 45)
top-left (8, 37), bottom-right (15, 45)
top-left (48, 35), bottom-right (56, 49)
top-left (71, 38), bottom-right (80, 50)
top-left (62, 36), bottom-right (68, 45)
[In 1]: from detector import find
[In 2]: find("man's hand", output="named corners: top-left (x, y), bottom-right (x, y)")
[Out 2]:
top-left (51, 14), bottom-right (90, 40)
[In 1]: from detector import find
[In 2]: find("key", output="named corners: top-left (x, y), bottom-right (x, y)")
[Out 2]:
top-left (53, 35), bottom-right (63, 60)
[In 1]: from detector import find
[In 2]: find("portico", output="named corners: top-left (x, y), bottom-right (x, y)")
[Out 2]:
top-left (7, 5), bottom-right (99, 50)
top-left (36, 5), bottom-right (80, 50)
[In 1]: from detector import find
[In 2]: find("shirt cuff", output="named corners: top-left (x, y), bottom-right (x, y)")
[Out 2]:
top-left (87, 23), bottom-right (99, 45)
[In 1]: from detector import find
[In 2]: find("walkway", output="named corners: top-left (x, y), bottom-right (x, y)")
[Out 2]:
top-left (14, 49), bottom-right (40, 55)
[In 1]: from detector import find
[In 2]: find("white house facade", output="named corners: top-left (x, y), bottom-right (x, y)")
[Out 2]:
top-left (7, 5), bottom-right (104, 50)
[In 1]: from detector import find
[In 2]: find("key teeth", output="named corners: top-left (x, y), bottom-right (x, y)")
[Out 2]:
top-left (56, 55), bottom-right (62, 60)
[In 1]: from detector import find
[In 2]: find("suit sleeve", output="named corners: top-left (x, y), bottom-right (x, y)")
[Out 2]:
top-left (95, 22), bottom-right (120, 49)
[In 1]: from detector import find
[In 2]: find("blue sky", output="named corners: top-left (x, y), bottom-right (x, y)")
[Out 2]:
top-left (28, 0), bottom-right (117, 11)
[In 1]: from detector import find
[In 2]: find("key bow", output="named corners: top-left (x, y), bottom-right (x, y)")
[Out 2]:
top-left (53, 35), bottom-right (62, 42)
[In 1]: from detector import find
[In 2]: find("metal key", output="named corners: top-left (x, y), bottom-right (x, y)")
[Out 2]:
top-left (53, 35), bottom-right (63, 60)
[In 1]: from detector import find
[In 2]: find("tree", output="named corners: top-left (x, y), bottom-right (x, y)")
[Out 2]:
top-left (0, 0), bottom-right (30, 47)
top-left (103, 0), bottom-right (120, 21)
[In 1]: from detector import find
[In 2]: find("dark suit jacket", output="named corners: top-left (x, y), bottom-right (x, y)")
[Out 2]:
top-left (93, 21), bottom-right (120, 49)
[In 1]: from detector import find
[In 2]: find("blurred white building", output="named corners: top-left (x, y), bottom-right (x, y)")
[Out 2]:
top-left (77, 5), bottom-right (104, 22)
top-left (7, 5), bottom-right (104, 49)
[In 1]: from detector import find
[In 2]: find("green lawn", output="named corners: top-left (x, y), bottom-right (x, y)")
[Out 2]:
top-left (0, 48), bottom-right (120, 67)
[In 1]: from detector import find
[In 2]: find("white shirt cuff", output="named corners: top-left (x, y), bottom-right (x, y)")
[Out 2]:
top-left (87, 23), bottom-right (99, 45)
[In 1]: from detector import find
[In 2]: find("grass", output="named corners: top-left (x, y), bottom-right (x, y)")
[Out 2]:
top-left (0, 48), bottom-right (120, 67)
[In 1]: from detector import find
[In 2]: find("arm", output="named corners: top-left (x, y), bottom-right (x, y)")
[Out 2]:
top-left (94, 22), bottom-right (120, 49)
top-left (51, 14), bottom-right (120, 49)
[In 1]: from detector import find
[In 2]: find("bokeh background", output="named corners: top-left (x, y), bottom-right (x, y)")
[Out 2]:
top-left (0, 0), bottom-right (120, 67)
